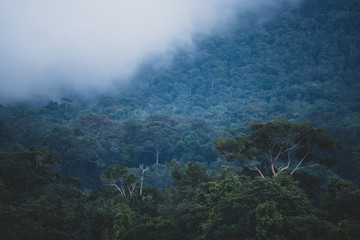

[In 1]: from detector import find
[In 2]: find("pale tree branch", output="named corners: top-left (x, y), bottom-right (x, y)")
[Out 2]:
top-left (271, 162), bottom-right (277, 176)
top-left (290, 145), bottom-right (311, 174)
top-left (277, 151), bottom-right (294, 174)
top-left (295, 162), bottom-right (326, 171)
top-left (245, 163), bottom-right (265, 178)
top-left (104, 183), bottom-right (126, 196)
top-left (142, 194), bottom-right (152, 202)
top-left (139, 164), bottom-right (149, 196)
top-left (127, 181), bottom-right (138, 196)
top-left (270, 137), bottom-right (307, 176)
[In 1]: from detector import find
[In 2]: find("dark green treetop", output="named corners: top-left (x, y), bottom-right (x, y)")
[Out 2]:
top-left (214, 120), bottom-right (341, 178)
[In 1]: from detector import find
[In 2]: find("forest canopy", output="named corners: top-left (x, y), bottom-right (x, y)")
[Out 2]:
top-left (0, 0), bottom-right (359, 239)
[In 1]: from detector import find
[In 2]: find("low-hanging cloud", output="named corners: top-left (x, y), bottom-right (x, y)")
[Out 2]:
top-left (0, 0), bottom-right (301, 104)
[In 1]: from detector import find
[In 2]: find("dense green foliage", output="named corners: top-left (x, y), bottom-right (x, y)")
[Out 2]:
top-left (0, 0), bottom-right (358, 184)
top-left (0, 107), bottom-right (219, 187)
top-left (214, 120), bottom-right (341, 177)
top-left (0, 0), bottom-right (359, 238)
top-left (1, 153), bottom-right (359, 239)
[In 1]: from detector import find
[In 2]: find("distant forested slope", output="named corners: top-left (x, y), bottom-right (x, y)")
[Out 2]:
top-left (126, 0), bottom-right (360, 181)
top-left (0, 0), bottom-right (359, 186)
top-left (128, 0), bottom-right (360, 128)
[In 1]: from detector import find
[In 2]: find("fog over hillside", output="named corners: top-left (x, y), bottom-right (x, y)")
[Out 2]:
top-left (0, 0), bottom-right (301, 103)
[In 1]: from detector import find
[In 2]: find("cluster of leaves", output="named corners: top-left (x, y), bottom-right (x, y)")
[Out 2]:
top-left (1, 147), bottom-right (359, 240)
top-left (160, 162), bottom-right (360, 240)
top-left (0, 102), bottom-right (220, 188)
top-left (0, 148), bottom-right (180, 240)
top-left (0, 148), bottom-right (79, 239)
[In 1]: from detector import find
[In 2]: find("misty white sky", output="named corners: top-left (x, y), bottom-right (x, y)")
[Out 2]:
top-left (0, 0), bottom-right (301, 104)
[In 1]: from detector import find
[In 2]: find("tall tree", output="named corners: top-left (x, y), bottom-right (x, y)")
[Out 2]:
top-left (101, 165), bottom-right (138, 196)
top-left (214, 120), bottom-right (341, 178)
top-left (136, 115), bottom-right (178, 165)
top-left (42, 126), bottom-right (106, 181)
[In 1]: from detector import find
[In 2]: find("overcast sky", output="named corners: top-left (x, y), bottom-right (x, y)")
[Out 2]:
top-left (0, 0), bottom-right (301, 104)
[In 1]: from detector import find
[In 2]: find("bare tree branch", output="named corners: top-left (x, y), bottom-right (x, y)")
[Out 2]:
top-left (290, 145), bottom-right (311, 174)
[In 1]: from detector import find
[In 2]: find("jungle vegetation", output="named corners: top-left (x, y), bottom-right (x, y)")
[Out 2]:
top-left (1, 0), bottom-right (360, 239)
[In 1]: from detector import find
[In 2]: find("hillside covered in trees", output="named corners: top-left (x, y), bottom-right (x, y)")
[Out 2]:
top-left (0, 0), bottom-right (360, 239)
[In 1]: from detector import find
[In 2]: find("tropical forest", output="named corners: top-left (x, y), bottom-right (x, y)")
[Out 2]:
top-left (0, 0), bottom-right (360, 239)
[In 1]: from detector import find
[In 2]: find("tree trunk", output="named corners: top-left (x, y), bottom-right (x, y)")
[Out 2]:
top-left (271, 162), bottom-right (277, 176)
top-left (156, 150), bottom-right (160, 165)
top-left (140, 176), bottom-right (144, 195)
top-left (140, 164), bottom-right (149, 195)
